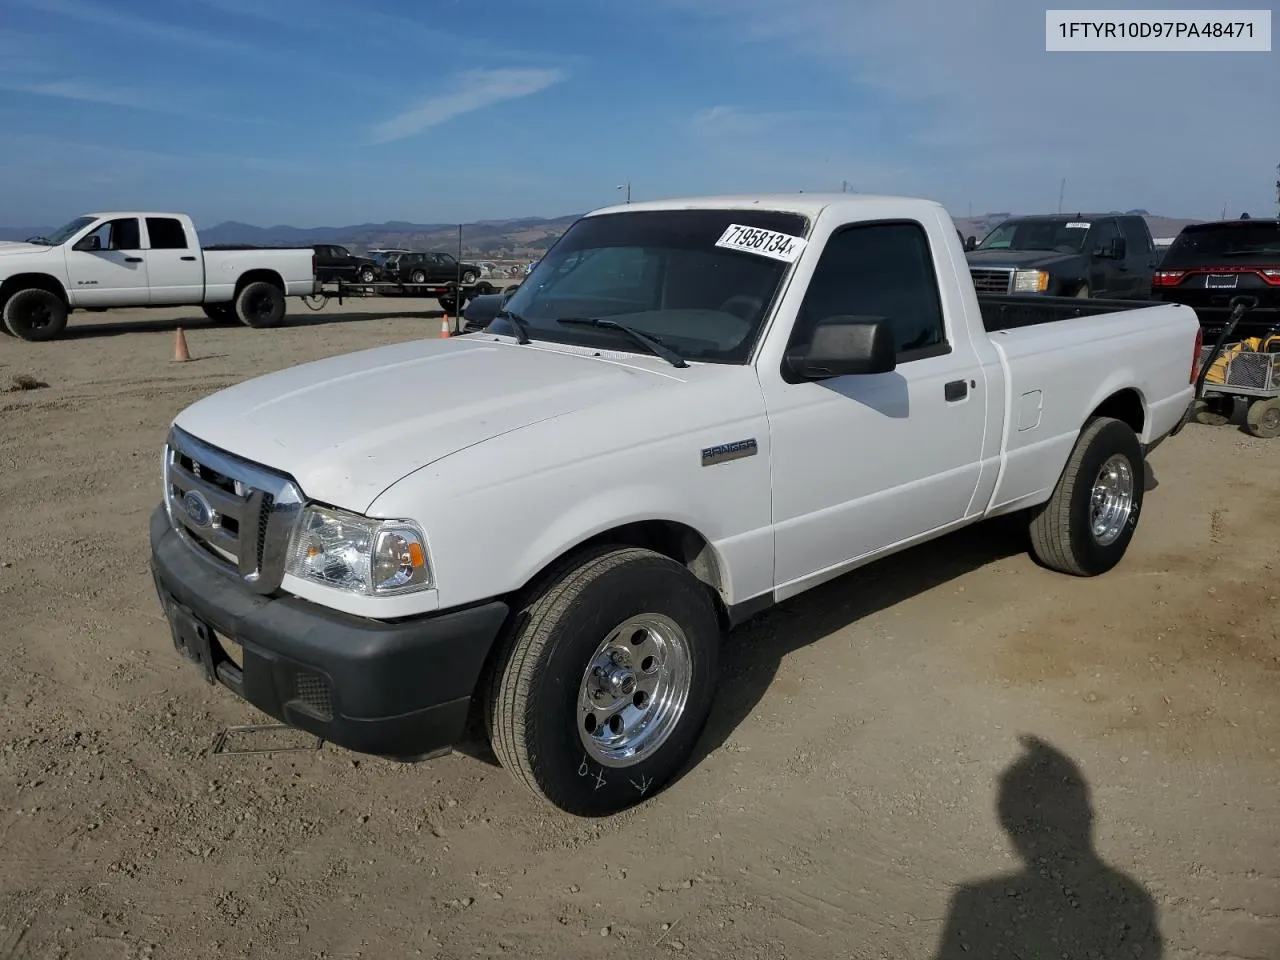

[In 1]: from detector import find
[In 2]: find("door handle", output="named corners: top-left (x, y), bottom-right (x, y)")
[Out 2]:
top-left (944, 379), bottom-right (969, 402)
top-left (125, 256), bottom-right (143, 262)
top-left (180, 255), bottom-right (196, 261)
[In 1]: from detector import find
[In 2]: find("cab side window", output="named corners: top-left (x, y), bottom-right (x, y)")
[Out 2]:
top-left (789, 220), bottom-right (948, 362)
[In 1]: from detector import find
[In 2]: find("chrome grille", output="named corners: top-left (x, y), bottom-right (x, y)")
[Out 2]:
top-left (970, 268), bottom-right (1015, 294)
top-left (163, 426), bottom-right (304, 594)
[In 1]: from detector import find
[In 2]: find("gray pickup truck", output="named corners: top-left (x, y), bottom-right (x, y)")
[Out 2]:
top-left (966, 213), bottom-right (1160, 300)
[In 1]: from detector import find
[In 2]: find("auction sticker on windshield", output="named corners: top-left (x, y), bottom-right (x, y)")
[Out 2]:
top-left (715, 224), bottom-right (807, 263)
top-left (1065, 221), bottom-right (1091, 229)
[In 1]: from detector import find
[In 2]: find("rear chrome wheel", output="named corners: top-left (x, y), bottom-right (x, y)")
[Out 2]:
top-left (1029, 416), bottom-right (1144, 576)
top-left (1089, 454), bottom-right (1135, 547)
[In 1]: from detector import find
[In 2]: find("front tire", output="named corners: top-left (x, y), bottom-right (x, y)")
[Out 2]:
top-left (487, 546), bottom-right (721, 816)
top-left (410, 270), bottom-right (427, 284)
top-left (234, 281), bottom-right (286, 328)
top-left (462, 270), bottom-right (478, 284)
top-left (1028, 416), bottom-right (1145, 576)
top-left (359, 267), bottom-right (376, 283)
top-left (2, 288), bottom-right (68, 341)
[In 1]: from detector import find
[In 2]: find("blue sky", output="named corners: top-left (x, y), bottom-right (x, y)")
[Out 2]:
top-left (1, 0), bottom-right (1276, 228)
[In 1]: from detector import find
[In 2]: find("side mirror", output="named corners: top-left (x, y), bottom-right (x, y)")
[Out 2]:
top-left (965, 236), bottom-right (977, 251)
top-left (1098, 237), bottom-right (1126, 259)
top-left (785, 316), bottom-right (897, 381)
top-left (73, 235), bottom-right (101, 252)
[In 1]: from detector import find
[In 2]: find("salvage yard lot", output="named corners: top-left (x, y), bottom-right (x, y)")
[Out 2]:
top-left (2, 302), bottom-right (1278, 959)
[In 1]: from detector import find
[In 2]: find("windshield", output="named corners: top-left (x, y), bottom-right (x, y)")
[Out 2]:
top-left (1161, 222), bottom-right (1280, 268)
top-left (976, 219), bottom-right (1091, 254)
top-left (493, 208), bottom-right (809, 364)
top-left (30, 215), bottom-right (97, 246)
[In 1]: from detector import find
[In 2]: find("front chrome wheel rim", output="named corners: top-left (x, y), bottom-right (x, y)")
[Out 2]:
top-left (577, 613), bottom-right (692, 769)
top-left (1090, 453), bottom-right (1134, 546)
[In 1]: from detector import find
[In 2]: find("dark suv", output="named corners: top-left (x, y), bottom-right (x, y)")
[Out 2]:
top-left (1151, 218), bottom-right (1280, 341)
top-left (385, 252), bottom-right (482, 285)
top-left (966, 213), bottom-right (1159, 299)
top-left (312, 244), bottom-right (381, 284)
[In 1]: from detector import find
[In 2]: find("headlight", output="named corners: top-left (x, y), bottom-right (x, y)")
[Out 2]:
top-left (1012, 269), bottom-right (1049, 293)
top-left (285, 505), bottom-right (433, 596)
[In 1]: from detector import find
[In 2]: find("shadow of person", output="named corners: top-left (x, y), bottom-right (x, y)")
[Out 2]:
top-left (933, 735), bottom-right (1164, 959)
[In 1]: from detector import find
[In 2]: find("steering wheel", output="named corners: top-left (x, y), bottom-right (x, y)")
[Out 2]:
top-left (716, 295), bottom-right (763, 321)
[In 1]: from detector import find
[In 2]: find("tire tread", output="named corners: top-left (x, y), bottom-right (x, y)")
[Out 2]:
top-left (487, 545), bottom-right (671, 805)
top-left (1028, 416), bottom-right (1121, 576)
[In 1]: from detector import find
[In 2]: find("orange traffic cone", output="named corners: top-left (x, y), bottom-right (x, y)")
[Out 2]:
top-left (173, 327), bottom-right (190, 362)
top-left (440, 315), bottom-right (451, 338)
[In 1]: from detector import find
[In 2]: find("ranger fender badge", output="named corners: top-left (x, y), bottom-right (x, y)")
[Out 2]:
top-left (701, 438), bottom-right (758, 467)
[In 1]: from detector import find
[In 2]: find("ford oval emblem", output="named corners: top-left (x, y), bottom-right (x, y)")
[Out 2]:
top-left (183, 490), bottom-right (213, 527)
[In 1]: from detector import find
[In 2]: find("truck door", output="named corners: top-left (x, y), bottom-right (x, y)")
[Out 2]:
top-left (1087, 218), bottom-right (1124, 297)
top-left (761, 215), bottom-right (989, 593)
top-left (431, 253), bottom-right (456, 282)
top-left (1119, 217), bottom-right (1158, 298)
top-left (143, 217), bottom-right (204, 304)
top-left (63, 217), bottom-right (150, 307)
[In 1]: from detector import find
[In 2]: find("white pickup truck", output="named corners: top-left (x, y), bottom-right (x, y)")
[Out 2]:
top-left (0, 211), bottom-right (317, 341)
top-left (148, 193), bottom-right (1202, 816)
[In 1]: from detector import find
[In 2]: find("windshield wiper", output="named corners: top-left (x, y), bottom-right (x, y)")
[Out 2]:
top-left (493, 309), bottom-right (532, 344)
top-left (556, 317), bottom-right (688, 369)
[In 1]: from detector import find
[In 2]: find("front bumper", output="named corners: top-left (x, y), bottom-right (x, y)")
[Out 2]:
top-left (148, 505), bottom-right (509, 758)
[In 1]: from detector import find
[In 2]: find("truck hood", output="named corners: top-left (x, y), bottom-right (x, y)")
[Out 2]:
top-left (966, 249), bottom-right (1081, 270)
top-left (172, 336), bottom-right (682, 512)
top-left (0, 242), bottom-right (51, 256)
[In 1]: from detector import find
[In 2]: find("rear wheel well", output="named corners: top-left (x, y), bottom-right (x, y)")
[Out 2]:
top-left (233, 269), bottom-right (285, 296)
top-left (1089, 388), bottom-right (1145, 437)
top-left (0, 273), bottom-right (69, 310)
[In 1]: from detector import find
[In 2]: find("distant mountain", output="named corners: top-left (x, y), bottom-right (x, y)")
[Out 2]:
top-left (198, 215), bottom-right (584, 257)
top-left (0, 209), bottom-right (1213, 254)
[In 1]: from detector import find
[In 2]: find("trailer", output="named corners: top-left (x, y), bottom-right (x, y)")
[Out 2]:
top-left (305, 277), bottom-right (499, 318)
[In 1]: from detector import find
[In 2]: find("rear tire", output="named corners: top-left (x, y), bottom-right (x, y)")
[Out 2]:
top-left (462, 270), bottom-right (478, 284)
top-left (1028, 416), bottom-right (1145, 576)
top-left (234, 281), bottom-right (286, 328)
top-left (2, 288), bottom-right (68, 341)
top-left (359, 266), bottom-right (376, 283)
top-left (410, 270), bottom-right (427, 284)
top-left (486, 546), bottom-right (721, 816)
top-left (1245, 398), bottom-right (1280, 438)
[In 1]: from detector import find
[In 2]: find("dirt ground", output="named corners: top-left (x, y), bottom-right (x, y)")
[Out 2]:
top-left (1, 300), bottom-right (1278, 960)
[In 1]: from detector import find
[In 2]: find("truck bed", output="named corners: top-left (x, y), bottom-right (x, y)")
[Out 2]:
top-left (978, 294), bottom-right (1164, 333)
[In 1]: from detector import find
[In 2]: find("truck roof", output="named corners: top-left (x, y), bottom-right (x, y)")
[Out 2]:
top-left (585, 192), bottom-right (946, 220)
top-left (1001, 212), bottom-right (1143, 221)
top-left (84, 211), bottom-right (190, 220)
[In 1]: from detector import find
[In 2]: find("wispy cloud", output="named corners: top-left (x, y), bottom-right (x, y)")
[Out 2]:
top-left (0, 79), bottom-right (160, 111)
top-left (688, 106), bottom-right (791, 139)
top-left (369, 68), bottom-right (567, 145)
top-left (187, 0), bottom-right (544, 61)
top-left (12, 0), bottom-right (254, 56)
